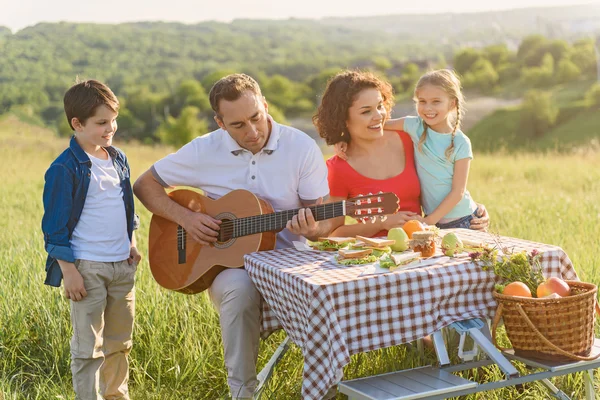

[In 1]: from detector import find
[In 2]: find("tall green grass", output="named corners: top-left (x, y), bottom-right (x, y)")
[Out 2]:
top-left (1, 115), bottom-right (598, 399)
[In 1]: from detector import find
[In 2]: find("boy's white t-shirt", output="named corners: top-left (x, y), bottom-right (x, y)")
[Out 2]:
top-left (71, 151), bottom-right (130, 262)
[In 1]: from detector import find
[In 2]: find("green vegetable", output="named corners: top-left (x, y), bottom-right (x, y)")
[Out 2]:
top-left (337, 255), bottom-right (379, 265)
top-left (311, 240), bottom-right (351, 251)
top-left (379, 255), bottom-right (395, 269)
top-left (371, 247), bottom-right (391, 257)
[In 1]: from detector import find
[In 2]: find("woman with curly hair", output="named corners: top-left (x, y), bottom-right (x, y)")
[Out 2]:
top-left (313, 70), bottom-right (488, 237)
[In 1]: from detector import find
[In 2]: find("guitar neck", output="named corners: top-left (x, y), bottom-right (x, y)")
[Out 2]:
top-left (231, 201), bottom-right (346, 238)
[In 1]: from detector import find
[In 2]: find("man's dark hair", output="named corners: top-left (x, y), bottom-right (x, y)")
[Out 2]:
top-left (209, 74), bottom-right (262, 117)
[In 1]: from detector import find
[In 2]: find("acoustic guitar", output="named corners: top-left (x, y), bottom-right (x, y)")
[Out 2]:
top-left (149, 189), bottom-right (399, 294)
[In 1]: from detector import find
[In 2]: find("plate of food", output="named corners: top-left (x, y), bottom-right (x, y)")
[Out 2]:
top-left (331, 237), bottom-right (395, 266)
top-left (360, 250), bottom-right (451, 276)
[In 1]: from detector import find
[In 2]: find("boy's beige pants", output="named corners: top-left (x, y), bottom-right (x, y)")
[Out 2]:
top-left (70, 259), bottom-right (136, 400)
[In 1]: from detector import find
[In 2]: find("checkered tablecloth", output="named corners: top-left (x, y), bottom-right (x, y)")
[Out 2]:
top-left (244, 229), bottom-right (578, 400)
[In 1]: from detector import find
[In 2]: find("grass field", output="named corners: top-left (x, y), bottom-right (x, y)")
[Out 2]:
top-left (468, 78), bottom-right (599, 154)
top-left (1, 114), bottom-right (599, 399)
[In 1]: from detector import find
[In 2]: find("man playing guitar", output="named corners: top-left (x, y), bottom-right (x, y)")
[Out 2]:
top-left (133, 73), bottom-right (342, 399)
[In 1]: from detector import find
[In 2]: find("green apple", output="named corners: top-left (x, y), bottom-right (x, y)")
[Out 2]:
top-left (441, 232), bottom-right (463, 257)
top-left (388, 228), bottom-right (409, 252)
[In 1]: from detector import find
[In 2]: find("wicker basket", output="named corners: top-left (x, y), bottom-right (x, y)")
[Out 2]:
top-left (491, 280), bottom-right (600, 362)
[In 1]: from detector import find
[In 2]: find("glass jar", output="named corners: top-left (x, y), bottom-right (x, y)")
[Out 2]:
top-left (410, 231), bottom-right (436, 257)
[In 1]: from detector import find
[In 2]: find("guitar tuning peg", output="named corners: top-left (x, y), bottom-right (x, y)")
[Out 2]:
top-left (368, 192), bottom-right (373, 196)
top-left (378, 191), bottom-right (383, 194)
top-left (379, 215), bottom-right (387, 222)
top-left (356, 209), bottom-right (362, 215)
top-left (367, 209), bottom-right (372, 214)
top-left (356, 199), bottom-right (362, 206)
top-left (370, 216), bottom-right (377, 223)
top-left (377, 207), bottom-right (382, 213)
top-left (367, 198), bottom-right (372, 204)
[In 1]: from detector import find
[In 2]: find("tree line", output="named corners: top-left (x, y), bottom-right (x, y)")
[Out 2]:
top-left (0, 21), bottom-right (598, 146)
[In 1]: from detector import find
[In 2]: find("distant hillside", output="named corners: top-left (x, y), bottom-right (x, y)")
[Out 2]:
top-left (321, 4), bottom-right (600, 45)
top-left (1, 4), bottom-right (598, 94)
top-left (0, 20), bottom-right (435, 113)
top-left (468, 79), bottom-right (600, 152)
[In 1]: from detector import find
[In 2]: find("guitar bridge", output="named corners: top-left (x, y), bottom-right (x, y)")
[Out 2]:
top-left (177, 225), bottom-right (186, 264)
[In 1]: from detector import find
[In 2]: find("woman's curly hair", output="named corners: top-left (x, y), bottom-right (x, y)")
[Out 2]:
top-left (313, 70), bottom-right (394, 146)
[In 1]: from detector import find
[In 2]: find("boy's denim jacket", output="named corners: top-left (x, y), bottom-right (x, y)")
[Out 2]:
top-left (41, 136), bottom-right (139, 287)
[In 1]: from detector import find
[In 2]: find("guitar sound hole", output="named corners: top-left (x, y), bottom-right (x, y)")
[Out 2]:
top-left (218, 218), bottom-right (234, 242)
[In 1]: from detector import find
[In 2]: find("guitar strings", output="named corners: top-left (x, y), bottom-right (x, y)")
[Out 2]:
top-left (174, 198), bottom-right (386, 239)
top-left (162, 196), bottom-right (392, 244)
top-left (157, 205), bottom-right (345, 244)
top-left (217, 202), bottom-right (348, 237)
top-left (210, 203), bottom-right (341, 232)
top-left (165, 207), bottom-right (343, 241)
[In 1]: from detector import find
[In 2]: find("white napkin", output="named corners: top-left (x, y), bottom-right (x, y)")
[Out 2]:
top-left (292, 241), bottom-right (320, 252)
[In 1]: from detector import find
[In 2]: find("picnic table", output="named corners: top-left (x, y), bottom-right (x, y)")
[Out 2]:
top-left (244, 229), bottom-right (585, 400)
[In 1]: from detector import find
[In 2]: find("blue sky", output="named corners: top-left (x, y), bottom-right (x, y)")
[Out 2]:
top-left (2, 0), bottom-right (597, 32)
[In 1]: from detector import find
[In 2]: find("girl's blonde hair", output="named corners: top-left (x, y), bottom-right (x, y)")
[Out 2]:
top-left (414, 69), bottom-right (465, 160)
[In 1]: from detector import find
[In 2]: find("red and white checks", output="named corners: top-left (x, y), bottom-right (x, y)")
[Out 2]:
top-left (244, 229), bottom-right (578, 400)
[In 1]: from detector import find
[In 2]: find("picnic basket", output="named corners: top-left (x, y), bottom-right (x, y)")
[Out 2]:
top-left (491, 280), bottom-right (600, 362)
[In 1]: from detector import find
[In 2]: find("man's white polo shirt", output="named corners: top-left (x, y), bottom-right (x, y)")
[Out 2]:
top-left (151, 116), bottom-right (329, 249)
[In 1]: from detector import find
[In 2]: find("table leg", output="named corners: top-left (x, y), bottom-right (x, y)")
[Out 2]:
top-left (540, 378), bottom-right (571, 400)
top-left (584, 369), bottom-right (595, 400)
top-left (468, 326), bottom-right (520, 378)
top-left (458, 331), bottom-right (479, 362)
top-left (450, 319), bottom-right (519, 378)
top-left (432, 330), bottom-right (451, 366)
top-left (254, 336), bottom-right (291, 399)
top-left (481, 319), bottom-right (493, 341)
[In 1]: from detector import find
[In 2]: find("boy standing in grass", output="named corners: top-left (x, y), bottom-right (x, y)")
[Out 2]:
top-left (41, 79), bottom-right (141, 400)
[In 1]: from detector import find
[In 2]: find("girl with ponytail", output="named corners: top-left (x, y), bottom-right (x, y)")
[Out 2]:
top-left (335, 69), bottom-right (482, 229)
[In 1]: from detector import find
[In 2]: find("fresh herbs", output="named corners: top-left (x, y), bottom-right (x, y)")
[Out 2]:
top-left (471, 245), bottom-right (545, 295)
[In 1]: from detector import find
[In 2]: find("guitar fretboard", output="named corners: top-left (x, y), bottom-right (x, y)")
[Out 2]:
top-left (223, 201), bottom-right (346, 238)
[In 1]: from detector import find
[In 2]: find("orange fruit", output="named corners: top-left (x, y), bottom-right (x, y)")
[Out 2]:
top-left (402, 220), bottom-right (425, 239)
top-left (502, 282), bottom-right (532, 298)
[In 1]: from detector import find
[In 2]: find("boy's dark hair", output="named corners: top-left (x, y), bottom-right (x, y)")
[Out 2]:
top-left (208, 73), bottom-right (262, 118)
top-left (63, 79), bottom-right (119, 130)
